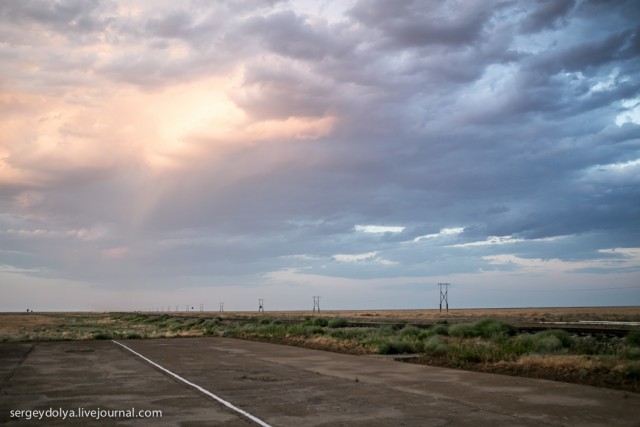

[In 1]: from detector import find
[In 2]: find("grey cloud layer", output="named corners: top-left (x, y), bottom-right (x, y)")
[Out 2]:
top-left (1, 0), bottom-right (639, 289)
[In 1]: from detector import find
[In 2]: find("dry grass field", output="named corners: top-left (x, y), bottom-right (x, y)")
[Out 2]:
top-left (0, 312), bottom-right (120, 340)
top-left (228, 306), bottom-right (640, 323)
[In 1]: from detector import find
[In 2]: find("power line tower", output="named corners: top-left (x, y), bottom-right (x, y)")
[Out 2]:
top-left (438, 283), bottom-right (450, 313)
top-left (258, 299), bottom-right (264, 313)
top-left (313, 296), bottom-right (321, 314)
top-left (199, 303), bottom-right (204, 313)
top-left (219, 302), bottom-right (224, 312)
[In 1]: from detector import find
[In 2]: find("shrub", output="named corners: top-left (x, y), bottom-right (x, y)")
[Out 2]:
top-left (626, 330), bottom-right (640, 347)
top-left (286, 324), bottom-right (312, 337)
top-left (474, 318), bottom-right (516, 339)
top-left (535, 330), bottom-right (573, 348)
top-left (399, 325), bottom-right (422, 338)
top-left (380, 325), bottom-right (395, 336)
top-left (309, 326), bottom-right (325, 334)
top-left (328, 318), bottom-right (349, 328)
top-left (448, 323), bottom-right (477, 338)
top-left (167, 320), bottom-right (186, 331)
top-left (131, 315), bottom-right (149, 323)
top-left (331, 328), bottom-right (371, 340)
top-left (533, 334), bottom-right (564, 353)
top-left (93, 331), bottom-right (112, 340)
top-left (515, 330), bottom-right (574, 354)
top-left (449, 319), bottom-right (515, 340)
top-left (201, 319), bottom-right (220, 329)
top-left (622, 362), bottom-right (640, 380)
top-left (259, 318), bottom-right (271, 325)
top-left (620, 347), bottom-right (640, 360)
top-left (443, 341), bottom-right (489, 363)
top-left (377, 339), bottom-right (416, 355)
top-left (304, 318), bottom-right (328, 327)
top-left (423, 335), bottom-right (448, 355)
top-left (430, 325), bottom-right (449, 336)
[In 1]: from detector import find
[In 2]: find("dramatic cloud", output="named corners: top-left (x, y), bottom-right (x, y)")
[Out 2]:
top-left (1, 0), bottom-right (639, 311)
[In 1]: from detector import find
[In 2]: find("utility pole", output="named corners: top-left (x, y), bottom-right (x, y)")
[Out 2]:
top-left (258, 299), bottom-right (264, 313)
top-left (438, 283), bottom-right (450, 313)
top-left (313, 296), bottom-right (321, 314)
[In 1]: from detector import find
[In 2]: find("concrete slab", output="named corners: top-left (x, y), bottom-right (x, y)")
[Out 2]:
top-left (0, 341), bottom-right (254, 426)
top-left (2, 337), bottom-right (639, 426)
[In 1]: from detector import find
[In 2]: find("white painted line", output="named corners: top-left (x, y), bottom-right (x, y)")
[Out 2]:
top-left (112, 340), bottom-right (273, 427)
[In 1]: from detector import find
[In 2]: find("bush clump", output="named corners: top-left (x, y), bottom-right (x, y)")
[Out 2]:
top-left (448, 323), bottom-right (477, 338)
top-left (399, 325), bottom-right (422, 338)
top-left (448, 319), bottom-right (515, 340)
top-left (328, 318), bottom-right (349, 328)
top-left (423, 335), bottom-right (448, 355)
top-left (201, 318), bottom-right (220, 329)
top-left (620, 347), bottom-right (640, 360)
top-left (305, 318), bottom-right (328, 327)
top-left (474, 318), bottom-right (516, 339)
top-left (125, 332), bottom-right (144, 339)
top-left (626, 330), bottom-right (640, 347)
top-left (515, 330), bottom-right (574, 354)
top-left (430, 325), bottom-right (449, 336)
top-left (93, 331), bottom-right (112, 340)
top-left (377, 339), bottom-right (416, 355)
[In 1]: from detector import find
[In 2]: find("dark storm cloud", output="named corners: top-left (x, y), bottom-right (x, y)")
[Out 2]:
top-left (348, 0), bottom-right (494, 48)
top-left (529, 27), bottom-right (640, 75)
top-left (519, 0), bottom-right (576, 33)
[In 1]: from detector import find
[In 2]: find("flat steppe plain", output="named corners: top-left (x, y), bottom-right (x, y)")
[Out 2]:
top-left (226, 306), bottom-right (640, 323)
top-left (1, 306), bottom-right (639, 335)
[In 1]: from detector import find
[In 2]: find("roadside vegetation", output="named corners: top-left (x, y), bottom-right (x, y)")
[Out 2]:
top-left (1, 312), bottom-right (639, 392)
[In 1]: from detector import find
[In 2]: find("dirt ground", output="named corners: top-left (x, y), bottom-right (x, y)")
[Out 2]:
top-left (2, 338), bottom-right (639, 426)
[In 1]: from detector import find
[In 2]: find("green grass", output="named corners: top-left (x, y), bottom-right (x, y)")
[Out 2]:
top-left (328, 318), bottom-right (349, 328)
top-left (626, 330), bottom-right (640, 346)
top-left (448, 318), bottom-right (515, 340)
top-left (423, 335), bottom-right (448, 354)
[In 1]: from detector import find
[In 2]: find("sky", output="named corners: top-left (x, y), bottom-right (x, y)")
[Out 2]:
top-left (1, 0), bottom-right (639, 312)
